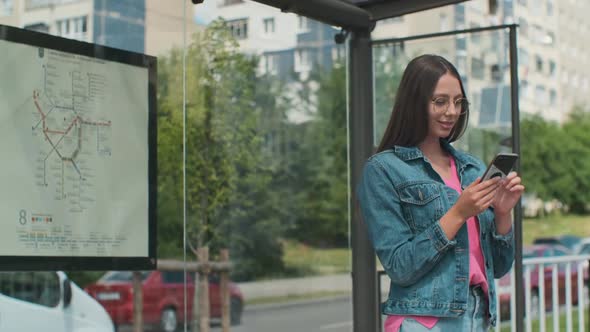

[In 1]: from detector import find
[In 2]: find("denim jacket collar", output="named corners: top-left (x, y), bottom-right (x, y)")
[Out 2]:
top-left (392, 139), bottom-right (479, 170)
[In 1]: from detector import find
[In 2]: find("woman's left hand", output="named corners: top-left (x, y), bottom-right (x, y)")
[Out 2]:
top-left (493, 171), bottom-right (525, 216)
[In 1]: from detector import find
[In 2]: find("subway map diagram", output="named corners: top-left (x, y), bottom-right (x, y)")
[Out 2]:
top-left (1, 39), bottom-right (150, 257)
top-left (31, 61), bottom-right (113, 213)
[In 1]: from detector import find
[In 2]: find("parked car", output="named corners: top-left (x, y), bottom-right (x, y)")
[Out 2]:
top-left (0, 271), bottom-right (114, 331)
top-left (84, 271), bottom-right (244, 332)
top-left (497, 244), bottom-right (587, 320)
top-left (533, 235), bottom-right (582, 252)
top-left (572, 237), bottom-right (590, 256)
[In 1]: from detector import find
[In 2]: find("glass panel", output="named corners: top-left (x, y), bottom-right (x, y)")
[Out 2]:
top-left (4, 0), bottom-right (353, 331)
top-left (183, 3), bottom-right (352, 331)
top-left (373, 29), bottom-right (513, 161)
top-left (373, 28), bottom-right (513, 330)
top-left (0, 0), bottom-right (189, 331)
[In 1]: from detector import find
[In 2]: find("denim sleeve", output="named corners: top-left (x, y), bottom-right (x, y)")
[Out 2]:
top-left (357, 159), bottom-right (456, 287)
top-left (489, 220), bottom-right (515, 278)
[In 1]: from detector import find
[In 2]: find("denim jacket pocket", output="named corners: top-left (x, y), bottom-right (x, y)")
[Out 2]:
top-left (397, 181), bottom-right (444, 232)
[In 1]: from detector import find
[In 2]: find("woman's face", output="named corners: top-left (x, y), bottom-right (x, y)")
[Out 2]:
top-left (426, 72), bottom-right (464, 140)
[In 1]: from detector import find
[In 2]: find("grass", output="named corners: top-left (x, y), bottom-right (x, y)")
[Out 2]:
top-left (282, 240), bottom-right (351, 276)
top-left (281, 214), bottom-right (590, 279)
top-left (522, 214), bottom-right (590, 245)
top-left (500, 308), bottom-right (589, 332)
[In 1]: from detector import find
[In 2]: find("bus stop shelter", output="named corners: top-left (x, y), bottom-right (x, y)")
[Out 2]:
top-left (247, 1), bottom-right (524, 331)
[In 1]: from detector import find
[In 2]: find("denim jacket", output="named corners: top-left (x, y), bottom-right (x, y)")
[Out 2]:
top-left (356, 140), bottom-right (514, 327)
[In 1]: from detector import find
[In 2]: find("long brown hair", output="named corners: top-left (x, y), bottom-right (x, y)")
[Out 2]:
top-left (376, 54), bottom-right (469, 153)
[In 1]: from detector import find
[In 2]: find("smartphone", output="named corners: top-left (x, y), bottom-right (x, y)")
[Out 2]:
top-left (481, 153), bottom-right (519, 181)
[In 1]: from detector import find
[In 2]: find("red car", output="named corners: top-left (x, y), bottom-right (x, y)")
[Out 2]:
top-left (84, 271), bottom-right (244, 332)
top-left (497, 244), bottom-right (587, 320)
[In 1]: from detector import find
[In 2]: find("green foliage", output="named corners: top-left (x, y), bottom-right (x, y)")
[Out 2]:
top-left (373, 49), bottom-right (405, 142)
top-left (520, 108), bottom-right (590, 213)
top-left (286, 64), bottom-right (349, 246)
top-left (157, 20), bottom-right (288, 280)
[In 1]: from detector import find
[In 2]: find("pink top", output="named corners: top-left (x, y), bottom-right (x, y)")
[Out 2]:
top-left (384, 157), bottom-right (489, 332)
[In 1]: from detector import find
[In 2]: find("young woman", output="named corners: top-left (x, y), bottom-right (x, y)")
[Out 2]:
top-left (357, 54), bottom-right (524, 331)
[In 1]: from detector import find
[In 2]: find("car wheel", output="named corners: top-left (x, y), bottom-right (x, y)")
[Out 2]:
top-left (230, 297), bottom-right (243, 326)
top-left (160, 307), bottom-right (178, 332)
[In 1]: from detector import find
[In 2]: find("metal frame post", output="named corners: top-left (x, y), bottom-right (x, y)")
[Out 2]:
top-left (509, 25), bottom-right (524, 332)
top-left (349, 28), bottom-right (379, 332)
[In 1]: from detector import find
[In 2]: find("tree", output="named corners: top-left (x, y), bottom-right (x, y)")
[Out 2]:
top-left (157, 20), bottom-right (288, 280)
top-left (296, 65), bottom-right (348, 246)
top-left (520, 109), bottom-right (590, 214)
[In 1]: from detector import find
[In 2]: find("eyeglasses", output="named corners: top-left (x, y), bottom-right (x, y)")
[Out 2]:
top-left (431, 97), bottom-right (470, 115)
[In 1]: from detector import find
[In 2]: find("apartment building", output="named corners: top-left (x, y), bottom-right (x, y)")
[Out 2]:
top-left (215, 0), bottom-right (344, 79)
top-left (557, 0), bottom-right (590, 118)
top-left (0, 0), bottom-right (198, 56)
top-left (373, 0), bottom-right (563, 124)
top-left (216, 0), bottom-right (590, 124)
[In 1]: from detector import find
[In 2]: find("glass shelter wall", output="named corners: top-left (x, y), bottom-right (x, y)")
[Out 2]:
top-left (372, 27), bottom-right (516, 331)
top-left (373, 28), bottom-right (514, 163)
top-left (0, 1), bottom-right (354, 332)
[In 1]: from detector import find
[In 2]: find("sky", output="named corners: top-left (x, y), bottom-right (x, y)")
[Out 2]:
top-left (193, 1), bottom-right (218, 25)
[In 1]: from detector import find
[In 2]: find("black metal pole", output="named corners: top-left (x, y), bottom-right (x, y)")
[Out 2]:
top-left (349, 28), bottom-right (378, 332)
top-left (509, 25), bottom-right (524, 332)
top-left (251, 0), bottom-right (372, 30)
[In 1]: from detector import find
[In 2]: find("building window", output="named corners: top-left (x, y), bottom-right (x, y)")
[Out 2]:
top-left (549, 89), bottom-right (557, 106)
top-left (261, 54), bottom-right (277, 75)
top-left (263, 17), bottom-right (275, 34)
top-left (0, 0), bottom-right (12, 16)
top-left (227, 18), bottom-right (248, 40)
top-left (298, 16), bottom-right (310, 32)
top-left (331, 46), bottom-right (345, 63)
top-left (380, 16), bottom-right (404, 24)
top-left (470, 23), bottom-right (481, 43)
top-left (535, 55), bottom-right (543, 72)
top-left (294, 49), bottom-right (311, 72)
top-left (56, 16), bottom-right (88, 41)
top-left (546, 0), bottom-right (554, 15)
top-left (517, 0), bottom-right (526, 6)
top-left (544, 31), bottom-right (555, 45)
top-left (520, 80), bottom-right (529, 99)
top-left (534, 85), bottom-right (546, 104)
top-left (24, 22), bottom-right (50, 33)
top-left (549, 60), bottom-right (556, 77)
top-left (471, 58), bottom-right (485, 79)
top-left (221, 0), bottom-right (243, 6)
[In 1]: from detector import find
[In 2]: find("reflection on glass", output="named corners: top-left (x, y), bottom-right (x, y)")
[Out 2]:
top-left (373, 30), bottom-right (513, 163)
top-left (1, 1), bottom-right (355, 331)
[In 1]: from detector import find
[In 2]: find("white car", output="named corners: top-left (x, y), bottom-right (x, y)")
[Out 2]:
top-left (0, 271), bottom-right (114, 332)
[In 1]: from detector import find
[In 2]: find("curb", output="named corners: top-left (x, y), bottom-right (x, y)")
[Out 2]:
top-left (244, 294), bottom-right (351, 313)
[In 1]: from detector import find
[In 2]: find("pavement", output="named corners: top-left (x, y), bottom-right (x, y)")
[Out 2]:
top-left (237, 272), bottom-right (391, 311)
top-left (237, 273), bottom-right (352, 300)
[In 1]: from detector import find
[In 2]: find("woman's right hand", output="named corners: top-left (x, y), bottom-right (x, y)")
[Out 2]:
top-left (451, 177), bottom-right (501, 220)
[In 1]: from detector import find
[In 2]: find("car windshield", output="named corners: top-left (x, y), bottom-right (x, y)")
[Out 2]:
top-left (101, 271), bottom-right (150, 282)
top-left (560, 235), bottom-right (581, 249)
top-left (523, 250), bottom-right (536, 259)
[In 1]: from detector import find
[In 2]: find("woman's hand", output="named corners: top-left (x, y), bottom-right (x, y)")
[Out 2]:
top-left (451, 177), bottom-right (501, 220)
top-left (493, 171), bottom-right (525, 217)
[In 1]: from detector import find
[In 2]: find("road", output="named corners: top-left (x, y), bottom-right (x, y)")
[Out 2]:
top-left (211, 296), bottom-right (358, 332)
